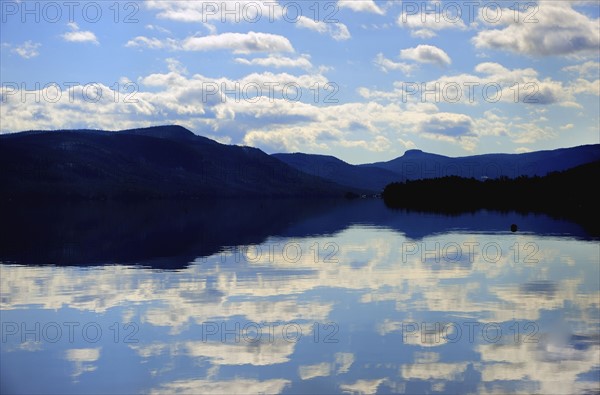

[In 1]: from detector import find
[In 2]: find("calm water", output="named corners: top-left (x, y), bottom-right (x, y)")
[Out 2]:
top-left (1, 200), bottom-right (599, 395)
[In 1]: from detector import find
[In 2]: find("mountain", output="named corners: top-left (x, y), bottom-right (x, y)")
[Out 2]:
top-left (274, 145), bottom-right (600, 192)
top-left (2, 125), bottom-right (598, 199)
top-left (0, 125), bottom-right (356, 200)
top-left (361, 145), bottom-right (600, 181)
top-left (272, 153), bottom-right (401, 193)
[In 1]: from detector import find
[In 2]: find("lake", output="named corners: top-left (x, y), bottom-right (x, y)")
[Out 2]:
top-left (1, 199), bottom-right (599, 394)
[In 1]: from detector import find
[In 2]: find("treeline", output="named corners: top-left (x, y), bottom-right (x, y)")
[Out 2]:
top-left (383, 161), bottom-right (599, 233)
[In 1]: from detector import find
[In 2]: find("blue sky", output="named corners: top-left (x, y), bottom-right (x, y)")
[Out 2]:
top-left (1, 0), bottom-right (599, 164)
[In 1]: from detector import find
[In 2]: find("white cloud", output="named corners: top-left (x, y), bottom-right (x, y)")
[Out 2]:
top-left (373, 53), bottom-right (415, 74)
top-left (126, 32), bottom-right (294, 54)
top-left (339, 135), bottom-right (391, 152)
top-left (11, 41), bottom-right (41, 59)
top-left (472, 2), bottom-right (599, 56)
top-left (357, 76), bottom-right (577, 151)
top-left (144, 24), bottom-right (172, 35)
top-left (151, 378), bottom-right (290, 395)
top-left (166, 58), bottom-right (188, 74)
top-left (296, 16), bottom-right (328, 34)
top-left (182, 32), bottom-right (294, 53)
top-left (146, 0), bottom-right (283, 23)
top-left (0, 68), bottom-right (331, 140)
top-left (416, 112), bottom-right (474, 138)
top-left (511, 122), bottom-right (558, 144)
top-left (330, 23), bottom-right (351, 41)
top-left (340, 378), bottom-right (386, 395)
top-left (241, 101), bottom-right (480, 153)
top-left (569, 78), bottom-right (600, 96)
top-left (562, 61), bottom-right (600, 78)
top-left (476, 338), bottom-right (600, 395)
top-left (400, 45), bottom-right (451, 67)
top-left (410, 29), bottom-right (437, 39)
top-left (299, 362), bottom-right (331, 380)
top-left (473, 62), bottom-right (588, 106)
top-left (473, 110), bottom-right (510, 138)
top-left (361, 61), bottom-right (584, 108)
top-left (235, 55), bottom-right (313, 70)
top-left (0, 58), bottom-right (590, 156)
top-left (243, 124), bottom-right (335, 153)
top-left (560, 123), bottom-right (574, 130)
top-left (65, 348), bottom-right (101, 378)
top-left (515, 147), bottom-right (533, 153)
top-left (398, 138), bottom-right (417, 150)
top-left (531, 79), bottom-right (571, 104)
top-left (183, 339), bottom-right (295, 366)
top-left (338, 0), bottom-right (384, 15)
top-left (401, 362), bottom-right (468, 381)
top-left (125, 36), bottom-right (179, 50)
top-left (397, 8), bottom-right (467, 38)
top-left (474, 62), bottom-right (537, 81)
top-left (296, 16), bottom-right (351, 41)
top-left (61, 22), bottom-right (99, 45)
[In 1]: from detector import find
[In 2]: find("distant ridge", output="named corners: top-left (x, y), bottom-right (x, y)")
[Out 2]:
top-left (272, 152), bottom-right (400, 193)
top-left (275, 144), bottom-right (600, 192)
top-left (361, 145), bottom-right (600, 180)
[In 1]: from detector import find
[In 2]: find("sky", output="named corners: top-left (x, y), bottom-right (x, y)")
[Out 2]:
top-left (0, 0), bottom-right (599, 164)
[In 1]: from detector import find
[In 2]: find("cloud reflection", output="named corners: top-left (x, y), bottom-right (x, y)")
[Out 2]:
top-left (1, 227), bottom-right (598, 394)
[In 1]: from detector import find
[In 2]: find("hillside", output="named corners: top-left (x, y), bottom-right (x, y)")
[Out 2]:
top-left (272, 152), bottom-right (400, 193)
top-left (274, 146), bottom-right (600, 192)
top-left (362, 146), bottom-right (600, 181)
top-left (0, 126), bottom-right (355, 200)
top-left (2, 125), bottom-right (598, 199)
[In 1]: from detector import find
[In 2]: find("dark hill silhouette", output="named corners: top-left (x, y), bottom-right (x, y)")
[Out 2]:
top-left (122, 125), bottom-right (200, 141)
top-left (2, 125), bottom-right (598, 199)
top-left (272, 152), bottom-right (400, 193)
top-left (0, 126), bottom-right (358, 200)
top-left (361, 145), bottom-right (600, 181)
top-left (274, 145), bottom-right (600, 192)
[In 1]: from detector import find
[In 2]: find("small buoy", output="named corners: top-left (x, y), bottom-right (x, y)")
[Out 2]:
top-left (510, 224), bottom-right (518, 232)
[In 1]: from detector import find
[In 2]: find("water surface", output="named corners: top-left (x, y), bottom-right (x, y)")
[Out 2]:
top-left (1, 200), bottom-right (598, 394)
